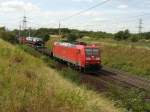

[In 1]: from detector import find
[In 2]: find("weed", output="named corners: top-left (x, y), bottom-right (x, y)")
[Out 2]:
top-left (59, 68), bottom-right (80, 84)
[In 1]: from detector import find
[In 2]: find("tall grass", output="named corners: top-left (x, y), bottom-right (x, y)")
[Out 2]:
top-left (0, 39), bottom-right (123, 112)
top-left (107, 84), bottom-right (150, 112)
top-left (102, 45), bottom-right (150, 78)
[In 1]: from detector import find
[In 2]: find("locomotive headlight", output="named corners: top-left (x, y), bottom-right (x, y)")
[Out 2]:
top-left (86, 57), bottom-right (91, 60)
top-left (96, 58), bottom-right (100, 60)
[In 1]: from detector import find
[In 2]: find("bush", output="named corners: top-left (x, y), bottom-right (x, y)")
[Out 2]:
top-left (66, 33), bottom-right (79, 42)
top-left (42, 34), bottom-right (50, 42)
top-left (108, 85), bottom-right (148, 112)
top-left (0, 27), bottom-right (17, 44)
top-left (130, 35), bottom-right (139, 42)
top-left (114, 29), bottom-right (131, 41)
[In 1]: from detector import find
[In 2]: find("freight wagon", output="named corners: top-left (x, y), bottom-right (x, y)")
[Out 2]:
top-left (19, 37), bottom-right (44, 47)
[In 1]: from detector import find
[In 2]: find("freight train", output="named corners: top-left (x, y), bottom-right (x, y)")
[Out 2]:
top-left (19, 37), bottom-right (102, 72)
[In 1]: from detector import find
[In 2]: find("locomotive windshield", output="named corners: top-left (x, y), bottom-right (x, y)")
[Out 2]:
top-left (93, 48), bottom-right (99, 56)
top-left (85, 48), bottom-right (92, 57)
top-left (85, 48), bottom-right (99, 57)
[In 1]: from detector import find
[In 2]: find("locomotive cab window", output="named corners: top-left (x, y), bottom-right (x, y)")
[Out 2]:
top-left (85, 48), bottom-right (99, 57)
top-left (85, 48), bottom-right (92, 57)
top-left (93, 48), bottom-right (99, 56)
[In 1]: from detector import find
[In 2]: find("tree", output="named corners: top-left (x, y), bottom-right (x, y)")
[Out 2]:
top-left (143, 32), bottom-right (150, 40)
top-left (0, 30), bottom-right (17, 44)
top-left (124, 29), bottom-right (130, 40)
top-left (114, 29), bottom-right (131, 41)
top-left (66, 33), bottom-right (78, 42)
top-left (130, 35), bottom-right (139, 42)
top-left (43, 34), bottom-right (50, 42)
top-left (114, 31), bottom-right (124, 40)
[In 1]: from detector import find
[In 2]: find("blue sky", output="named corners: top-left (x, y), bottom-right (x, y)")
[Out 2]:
top-left (0, 0), bottom-right (150, 33)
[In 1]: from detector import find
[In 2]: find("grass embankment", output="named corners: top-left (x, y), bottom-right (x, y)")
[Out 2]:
top-left (101, 45), bottom-right (150, 78)
top-left (0, 39), bottom-right (123, 112)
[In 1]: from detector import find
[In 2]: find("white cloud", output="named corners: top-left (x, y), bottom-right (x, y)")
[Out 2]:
top-left (94, 18), bottom-right (109, 21)
top-left (118, 4), bottom-right (128, 9)
top-left (72, 0), bottom-right (107, 3)
top-left (0, 0), bottom-right (40, 12)
top-left (72, 0), bottom-right (94, 2)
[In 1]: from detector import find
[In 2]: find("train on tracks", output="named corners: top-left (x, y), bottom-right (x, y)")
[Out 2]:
top-left (19, 36), bottom-right (102, 72)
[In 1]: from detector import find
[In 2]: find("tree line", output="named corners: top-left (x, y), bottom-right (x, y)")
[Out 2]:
top-left (0, 27), bottom-right (150, 44)
top-left (114, 29), bottom-right (150, 42)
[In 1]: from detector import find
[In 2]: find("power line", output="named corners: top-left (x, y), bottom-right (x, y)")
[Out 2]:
top-left (138, 18), bottom-right (143, 38)
top-left (18, 24), bottom-right (21, 38)
top-left (58, 22), bottom-right (61, 36)
top-left (58, 0), bottom-right (111, 35)
top-left (61, 0), bottom-right (111, 21)
top-left (138, 19), bottom-right (143, 33)
top-left (28, 27), bottom-right (31, 37)
top-left (22, 16), bottom-right (27, 30)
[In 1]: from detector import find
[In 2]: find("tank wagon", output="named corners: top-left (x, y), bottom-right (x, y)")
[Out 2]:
top-left (52, 42), bottom-right (101, 72)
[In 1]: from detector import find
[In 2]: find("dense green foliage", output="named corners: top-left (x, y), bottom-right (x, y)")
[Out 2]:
top-left (141, 32), bottom-right (150, 40)
top-left (114, 29), bottom-right (131, 40)
top-left (0, 27), bottom-right (17, 44)
top-left (108, 86), bottom-right (149, 112)
top-left (114, 29), bottom-right (150, 42)
top-left (65, 33), bottom-right (81, 42)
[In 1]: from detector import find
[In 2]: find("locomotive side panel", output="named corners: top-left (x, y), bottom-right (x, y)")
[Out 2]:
top-left (53, 43), bottom-right (82, 66)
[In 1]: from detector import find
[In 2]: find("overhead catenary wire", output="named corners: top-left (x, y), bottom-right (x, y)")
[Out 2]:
top-left (58, 0), bottom-right (111, 35)
top-left (61, 0), bottom-right (111, 22)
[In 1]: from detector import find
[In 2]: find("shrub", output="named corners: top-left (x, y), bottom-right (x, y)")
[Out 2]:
top-left (66, 33), bottom-right (79, 42)
top-left (108, 86), bottom-right (147, 112)
top-left (42, 34), bottom-right (50, 42)
top-left (0, 27), bottom-right (17, 44)
top-left (130, 35), bottom-right (139, 42)
top-left (114, 29), bottom-right (131, 41)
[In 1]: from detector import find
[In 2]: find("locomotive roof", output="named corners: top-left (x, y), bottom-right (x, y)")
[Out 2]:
top-left (54, 41), bottom-right (97, 49)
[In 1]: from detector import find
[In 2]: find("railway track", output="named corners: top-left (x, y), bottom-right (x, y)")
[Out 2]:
top-left (31, 46), bottom-right (150, 96)
top-left (80, 69), bottom-right (150, 102)
top-left (99, 67), bottom-right (150, 92)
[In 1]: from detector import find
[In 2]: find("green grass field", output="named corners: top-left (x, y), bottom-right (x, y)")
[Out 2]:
top-left (82, 38), bottom-right (150, 49)
top-left (0, 39), bottom-right (123, 112)
top-left (101, 45), bottom-right (150, 78)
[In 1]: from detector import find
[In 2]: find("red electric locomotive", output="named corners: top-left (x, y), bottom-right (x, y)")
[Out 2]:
top-left (52, 41), bottom-right (101, 72)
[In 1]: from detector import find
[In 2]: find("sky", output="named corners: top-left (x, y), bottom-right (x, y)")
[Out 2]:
top-left (0, 0), bottom-right (150, 33)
